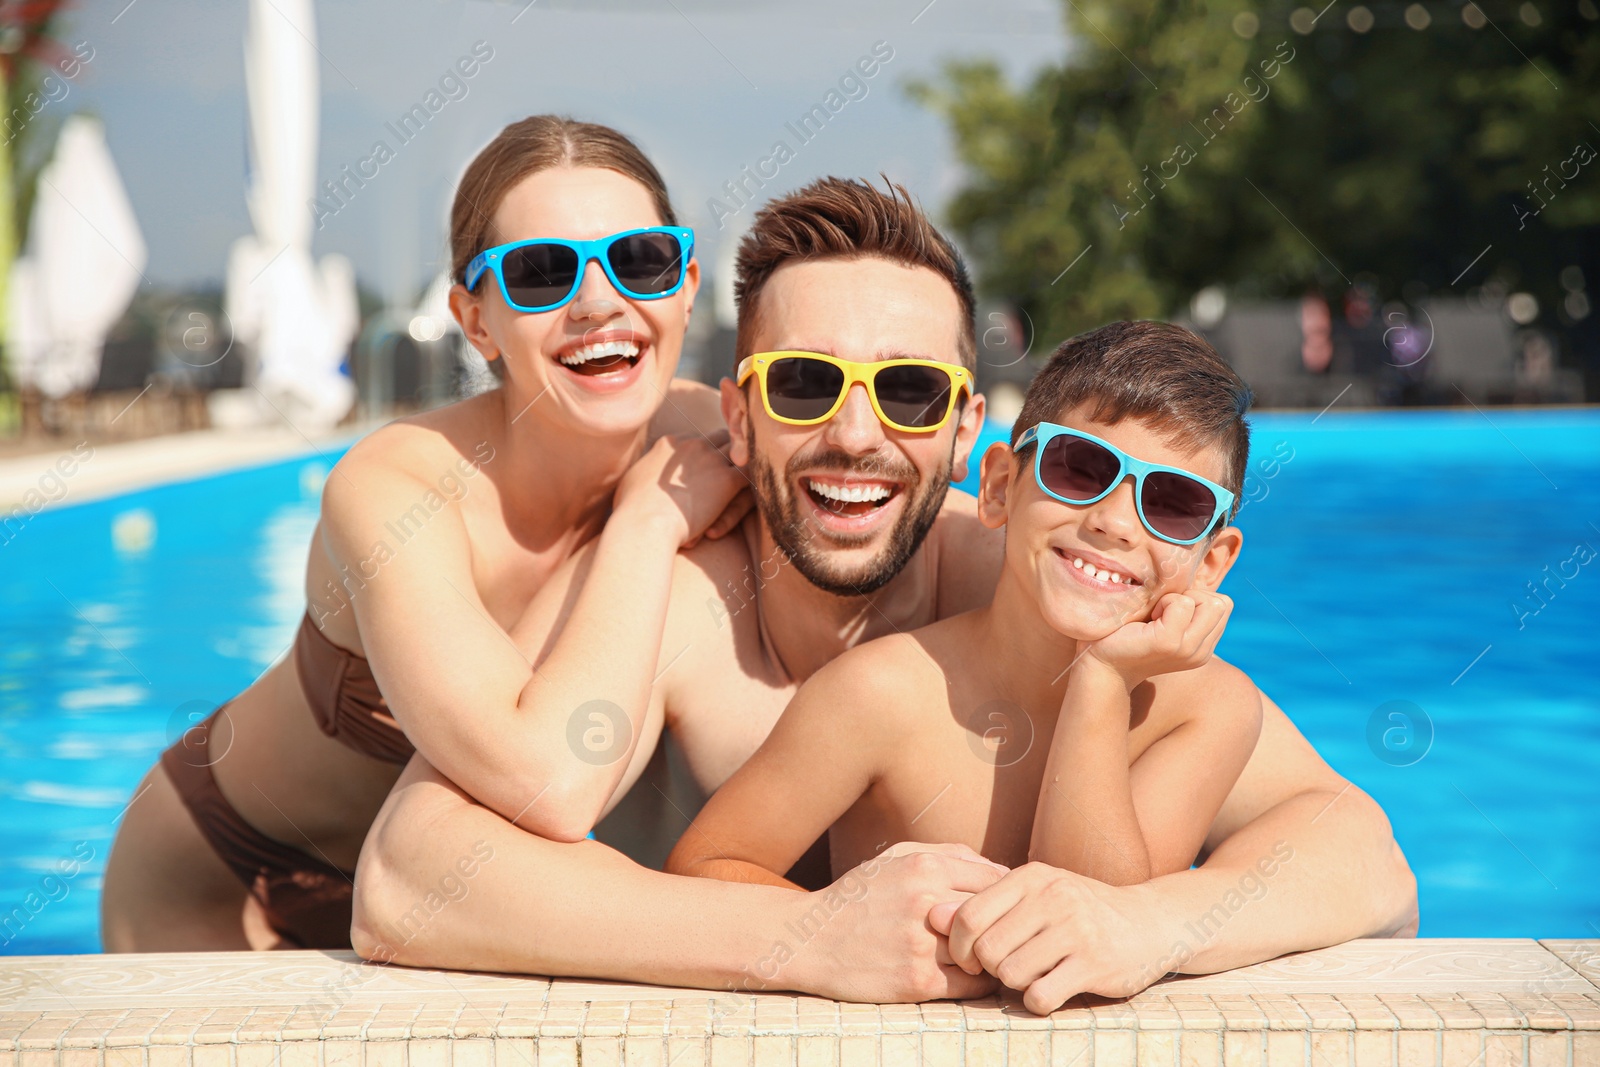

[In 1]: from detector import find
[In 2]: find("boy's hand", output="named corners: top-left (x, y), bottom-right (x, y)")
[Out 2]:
top-left (1084, 590), bottom-right (1232, 690)
top-left (928, 862), bottom-right (1180, 1014)
top-left (613, 432), bottom-right (753, 547)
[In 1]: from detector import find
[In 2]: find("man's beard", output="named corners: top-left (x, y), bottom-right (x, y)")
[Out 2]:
top-left (747, 434), bottom-right (953, 598)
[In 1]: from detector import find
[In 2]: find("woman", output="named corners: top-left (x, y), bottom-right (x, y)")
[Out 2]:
top-left (101, 116), bottom-right (746, 950)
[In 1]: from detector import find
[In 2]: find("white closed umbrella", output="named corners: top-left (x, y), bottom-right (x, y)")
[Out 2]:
top-left (225, 0), bottom-right (357, 430)
top-left (5, 115), bottom-right (146, 398)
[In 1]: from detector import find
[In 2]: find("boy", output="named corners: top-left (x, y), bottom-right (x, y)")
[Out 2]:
top-left (667, 321), bottom-right (1264, 960)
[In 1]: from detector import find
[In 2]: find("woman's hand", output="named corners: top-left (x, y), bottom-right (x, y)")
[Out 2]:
top-left (614, 432), bottom-right (753, 547)
top-left (1085, 590), bottom-right (1232, 691)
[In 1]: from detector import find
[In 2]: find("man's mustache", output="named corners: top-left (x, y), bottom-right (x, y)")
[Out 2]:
top-left (784, 448), bottom-right (919, 485)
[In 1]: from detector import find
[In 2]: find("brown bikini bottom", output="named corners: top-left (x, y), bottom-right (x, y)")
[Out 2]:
top-left (160, 707), bottom-right (354, 949)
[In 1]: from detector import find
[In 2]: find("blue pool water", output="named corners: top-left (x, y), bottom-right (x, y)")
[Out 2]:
top-left (2, 410), bottom-right (1597, 953)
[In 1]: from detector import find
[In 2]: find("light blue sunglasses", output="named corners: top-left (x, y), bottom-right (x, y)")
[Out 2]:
top-left (1014, 422), bottom-right (1236, 545)
top-left (465, 227), bottom-right (694, 313)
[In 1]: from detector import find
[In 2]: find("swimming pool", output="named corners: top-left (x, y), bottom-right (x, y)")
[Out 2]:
top-left (1, 409), bottom-right (1596, 953)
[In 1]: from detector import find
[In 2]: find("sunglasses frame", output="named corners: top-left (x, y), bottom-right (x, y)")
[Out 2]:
top-left (1014, 421), bottom-right (1236, 546)
top-left (736, 350), bottom-right (973, 434)
top-left (464, 226), bottom-right (695, 313)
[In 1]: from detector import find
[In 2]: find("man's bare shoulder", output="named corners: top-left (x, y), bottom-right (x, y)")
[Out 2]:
top-left (930, 489), bottom-right (1006, 616)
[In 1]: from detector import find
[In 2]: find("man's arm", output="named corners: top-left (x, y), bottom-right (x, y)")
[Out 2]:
top-left (351, 755), bottom-right (1003, 1002)
top-left (940, 688), bottom-right (1416, 1014)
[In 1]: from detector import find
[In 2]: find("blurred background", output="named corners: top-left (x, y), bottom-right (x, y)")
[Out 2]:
top-left (0, 0), bottom-right (1596, 952)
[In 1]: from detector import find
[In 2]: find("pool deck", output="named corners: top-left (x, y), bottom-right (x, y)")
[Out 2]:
top-left (2, 940), bottom-right (1597, 1066)
top-left (0, 424), bottom-right (375, 512)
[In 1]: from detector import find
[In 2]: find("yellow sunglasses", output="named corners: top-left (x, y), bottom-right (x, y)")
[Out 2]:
top-left (736, 351), bottom-right (973, 434)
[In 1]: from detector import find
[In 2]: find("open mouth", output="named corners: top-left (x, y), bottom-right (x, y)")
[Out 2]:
top-left (1054, 547), bottom-right (1142, 587)
top-left (556, 339), bottom-right (643, 377)
top-left (802, 476), bottom-right (899, 519)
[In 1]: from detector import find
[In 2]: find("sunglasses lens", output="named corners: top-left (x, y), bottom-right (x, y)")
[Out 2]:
top-left (607, 232), bottom-right (684, 296)
top-left (1039, 435), bottom-right (1121, 501)
top-left (873, 365), bottom-right (954, 428)
top-left (501, 243), bottom-right (581, 309)
top-left (1141, 472), bottom-right (1219, 543)
top-left (766, 357), bottom-right (846, 421)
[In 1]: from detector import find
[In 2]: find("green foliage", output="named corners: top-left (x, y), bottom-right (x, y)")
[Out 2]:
top-left (910, 0), bottom-right (1600, 344)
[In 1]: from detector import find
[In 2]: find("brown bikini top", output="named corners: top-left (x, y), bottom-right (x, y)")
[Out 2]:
top-left (294, 613), bottom-right (415, 765)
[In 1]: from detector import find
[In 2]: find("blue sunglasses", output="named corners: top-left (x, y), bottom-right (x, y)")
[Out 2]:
top-left (465, 227), bottom-right (694, 313)
top-left (1014, 422), bottom-right (1236, 545)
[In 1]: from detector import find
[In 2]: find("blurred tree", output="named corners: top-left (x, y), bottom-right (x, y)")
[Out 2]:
top-left (911, 0), bottom-right (1600, 352)
top-left (0, 0), bottom-right (73, 360)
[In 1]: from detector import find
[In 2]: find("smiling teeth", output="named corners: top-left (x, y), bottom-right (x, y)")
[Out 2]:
top-left (1071, 555), bottom-right (1134, 585)
top-left (808, 479), bottom-right (892, 504)
top-left (559, 340), bottom-right (640, 366)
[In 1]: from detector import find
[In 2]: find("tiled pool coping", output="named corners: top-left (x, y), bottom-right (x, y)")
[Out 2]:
top-left (2, 940), bottom-right (1597, 1065)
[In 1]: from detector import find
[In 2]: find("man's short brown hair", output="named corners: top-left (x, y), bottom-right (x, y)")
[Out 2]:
top-left (733, 177), bottom-right (976, 369)
top-left (1012, 321), bottom-right (1253, 514)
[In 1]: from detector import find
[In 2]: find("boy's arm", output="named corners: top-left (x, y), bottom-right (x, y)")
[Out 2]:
top-left (940, 690), bottom-right (1416, 1015)
top-left (665, 640), bottom-right (913, 889)
top-left (1029, 592), bottom-right (1238, 883)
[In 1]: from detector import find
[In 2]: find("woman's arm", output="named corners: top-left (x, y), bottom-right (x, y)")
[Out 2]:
top-left (351, 755), bottom-right (1005, 1002)
top-left (319, 432), bottom-right (745, 840)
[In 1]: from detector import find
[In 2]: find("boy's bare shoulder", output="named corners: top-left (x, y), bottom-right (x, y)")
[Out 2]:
top-left (1144, 654), bottom-right (1263, 735)
top-left (798, 628), bottom-right (953, 728)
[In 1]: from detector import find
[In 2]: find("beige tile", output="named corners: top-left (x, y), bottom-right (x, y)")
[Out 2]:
top-left (1048, 1031), bottom-right (1092, 1067)
top-left (322, 1040), bottom-right (361, 1067)
top-left (1438, 1030), bottom-right (1482, 1067)
top-left (1137, 1030), bottom-right (1179, 1066)
top-left (188, 1046), bottom-right (228, 1067)
top-left (584, 1008), bottom-right (629, 1039)
top-left (1309, 1031), bottom-right (1352, 1064)
top-left (1501, 995), bottom-right (1570, 1031)
top-left (877, 1035), bottom-right (918, 1067)
top-left (1007, 1031), bottom-right (1049, 1067)
top-left (1263, 1030), bottom-right (1304, 1065)
top-left (1212, 996), bottom-right (1269, 1030)
top-left (1352, 1030), bottom-right (1394, 1067)
top-left (1537, 940), bottom-right (1600, 987)
top-left (362, 1044), bottom-right (406, 1067)
top-left (1480, 1033), bottom-right (1523, 1067)
top-left (61, 1049), bottom-right (101, 1067)
top-left (19, 1049), bottom-right (59, 1067)
top-left (580, 1037), bottom-right (622, 1067)
top-left (1222, 1032), bottom-right (1265, 1067)
top-left (1376, 996), bottom-right (1443, 1032)
top-left (275, 1044), bottom-right (316, 1067)
top-left (710, 1036), bottom-right (745, 1067)
top-left (834, 1035), bottom-right (874, 1067)
top-left (1462, 995), bottom-right (1524, 1030)
top-left (1093, 1030), bottom-right (1137, 1067)
top-left (233, 1046), bottom-right (275, 1067)
top-left (1525, 1032), bottom-right (1566, 1067)
top-left (750, 1035), bottom-right (790, 1067)
top-left (1178, 1029), bottom-right (1222, 1067)
top-left (1424, 1000), bottom-right (1485, 1031)
top-left (1395, 1030), bottom-right (1436, 1067)
top-left (1572, 1032), bottom-right (1600, 1065)
top-left (403, 1041), bottom-right (449, 1067)
top-left (963, 1031), bottom-right (1003, 1067)
top-left (535, 1040), bottom-right (577, 1067)
top-left (490, 1040), bottom-right (535, 1067)
top-left (453, 1041), bottom-right (497, 1067)
top-left (1293, 995), bottom-right (1355, 1031)
top-left (105, 1049), bottom-right (146, 1067)
top-left (919, 1032), bottom-right (960, 1067)
top-left (622, 1033), bottom-right (665, 1067)
top-left (792, 1036), bottom-right (834, 1067)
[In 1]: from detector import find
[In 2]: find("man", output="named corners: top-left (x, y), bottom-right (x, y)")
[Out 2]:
top-left (352, 178), bottom-right (1416, 1010)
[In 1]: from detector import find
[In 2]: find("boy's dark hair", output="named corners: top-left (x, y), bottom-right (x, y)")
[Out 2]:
top-left (733, 176), bottom-right (976, 369)
top-left (1011, 321), bottom-right (1253, 517)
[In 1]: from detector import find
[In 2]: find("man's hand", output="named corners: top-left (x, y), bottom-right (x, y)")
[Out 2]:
top-left (786, 844), bottom-right (1007, 1003)
top-left (929, 862), bottom-right (1179, 1015)
top-left (1086, 590), bottom-right (1232, 690)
